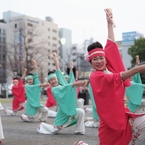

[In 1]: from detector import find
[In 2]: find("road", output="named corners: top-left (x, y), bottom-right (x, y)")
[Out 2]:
top-left (0, 98), bottom-right (145, 145)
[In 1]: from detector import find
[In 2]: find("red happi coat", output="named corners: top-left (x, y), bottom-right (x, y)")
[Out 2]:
top-left (12, 80), bottom-right (25, 111)
top-left (45, 87), bottom-right (57, 108)
top-left (90, 39), bottom-right (142, 145)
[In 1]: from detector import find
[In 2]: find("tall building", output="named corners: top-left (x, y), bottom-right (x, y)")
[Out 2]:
top-left (3, 11), bottom-right (59, 84)
top-left (0, 22), bottom-right (7, 83)
top-left (3, 11), bottom-right (23, 22)
top-left (59, 28), bottom-right (72, 72)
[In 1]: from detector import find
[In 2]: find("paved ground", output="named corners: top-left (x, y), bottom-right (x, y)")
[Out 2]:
top-left (0, 98), bottom-right (145, 145)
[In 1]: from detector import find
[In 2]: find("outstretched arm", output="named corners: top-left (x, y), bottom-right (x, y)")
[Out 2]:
top-left (21, 68), bottom-right (27, 80)
top-left (32, 60), bottom-right (38, 72)
top-left (121, 65), bottom-right (145, 81)
top-left (70, 61), bottom-right (73, 72)
top-left (72, 80), bottom-right (88, 88)
top-left (40, 83), bottom-right (50, 88)
top-left (105, 8), bottom-right (115, 41)
top-left (135, 55), bottom-right (140, 66)
top-left (51, 53), bottom-right (60, 70)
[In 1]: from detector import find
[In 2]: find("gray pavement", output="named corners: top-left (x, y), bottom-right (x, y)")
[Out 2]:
top-left (0, 98), bottom-right (145, 145)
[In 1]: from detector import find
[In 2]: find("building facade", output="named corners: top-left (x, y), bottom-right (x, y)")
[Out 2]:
top-left (59, 28), bottom-right (72, 72)
top-left (3, 11), bottom-right (59, 84)
top-left (0, 22), bottom-right (7, 83)
top-left (121, 31), bottom-right (144, 69)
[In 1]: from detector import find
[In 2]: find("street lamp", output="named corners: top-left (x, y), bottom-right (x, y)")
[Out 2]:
top-left (13, 70), bottom-right (17, 77)
top-left (60, 38), bottom-right (66, 72)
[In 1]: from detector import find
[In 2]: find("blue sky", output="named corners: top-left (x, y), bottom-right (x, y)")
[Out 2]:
top-left (0, 0), bottom-right (145, 46)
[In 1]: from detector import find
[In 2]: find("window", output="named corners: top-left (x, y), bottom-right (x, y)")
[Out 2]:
top-left (28, 23), bottom-right (33, 27)
top-left (0, 29), bottom-right (1, 34)
top-left (48, 36), bottom-right (50, 39)
top-left (48, 62), bottom-right (50, 65)
top-left (48, 49), bottom-right (50, 52)
top-left (53, 50), bottom-right (57, 53)
top-left (52, 44), bottom-right (57, 47)
top-left (52, 63), bottom-right (55, 66)
top-left (0, 37), bottom-right (1, 43)
top-left (52, 29), bottom-right (57, 33)
top-left (15, 24), bottom-right (17, 28)
top-left (48, 42), bottom-right (50, 46)
top-left (3, 54), bottom-right (5, 60)
top-left (48, 28), bottom-right (50, 31)
top-left (3, 45), bottom-right (6, 51)
top-left (3, 64), bottom-right (5, 70)
top-left (48, 56), bottom-right (50, 59)
top-left (3, 29), bottom-right (5, 35)
top-left (27, 39), bottom-right (33, 43)
top-left (3, 38), bottom-right (6, 44)
top-left (52, 37), bottom-right (57, 40)
top-left (28, 31), bottom-right (33, 35)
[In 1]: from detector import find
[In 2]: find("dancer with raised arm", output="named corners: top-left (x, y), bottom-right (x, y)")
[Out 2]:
top-left (21, 60), bottom-right (49, 122)
top-left (37, 53), bottom-right (86, 135)
top-left (86, 8), bottom-right (145, 145)
top-left (4, 69), bottom-right (27, 116)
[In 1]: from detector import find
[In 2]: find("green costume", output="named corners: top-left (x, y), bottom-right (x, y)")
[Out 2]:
top-left (126, 73), bottom-right (145, 112)
top-left (25, 72), bottom-right (42, 116)
top-left (52, 70), bottom-right (77, 126)
top-left (88, 83), bottom-right (99, 120)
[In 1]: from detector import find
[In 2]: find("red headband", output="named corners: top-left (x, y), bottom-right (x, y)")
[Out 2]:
top-left (13, 79), bottom-right (19, 83)
top-left (88, 48), bottom-right (105, 61)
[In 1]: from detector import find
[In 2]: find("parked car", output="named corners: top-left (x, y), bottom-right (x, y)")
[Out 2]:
top-left (8, 83), bottom-right (13, 97)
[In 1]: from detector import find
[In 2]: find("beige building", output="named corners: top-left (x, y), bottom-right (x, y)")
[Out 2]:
top-left (5, 14), bottom-right (59, 84)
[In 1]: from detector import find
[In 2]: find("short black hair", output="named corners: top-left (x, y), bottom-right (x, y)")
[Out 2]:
top-left (13, 77), bottom-right (19, 80)
top-left (48, 70), bottom-right (56, 76)
top-left (87, 41), bottom-right (103, 52)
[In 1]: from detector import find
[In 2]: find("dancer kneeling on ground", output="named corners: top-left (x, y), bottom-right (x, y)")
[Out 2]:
top-left (4, 69), bottom-right (27, 116)
top-left (37, 53), bottom-right (86, 135)
top-left (21, 60), bottom-right (49, 122)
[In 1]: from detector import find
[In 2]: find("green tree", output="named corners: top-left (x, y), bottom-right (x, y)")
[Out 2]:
top-left (0, 19), bottom-right (5, 23)
top-left (128, 37), bottom-right (145, 66)
top-left (128, 37), bottom-right (145, 84)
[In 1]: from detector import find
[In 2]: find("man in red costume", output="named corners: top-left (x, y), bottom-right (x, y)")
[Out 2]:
top-left (4, 69), bottom-right (27, 116)
top-left (86, 8), bottom-right (145, 145)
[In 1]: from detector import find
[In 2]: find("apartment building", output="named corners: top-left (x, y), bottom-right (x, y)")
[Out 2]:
top-left (3, 11), bottom-right (59, 83)
top-left (0, 22), bottom-right (7, 83)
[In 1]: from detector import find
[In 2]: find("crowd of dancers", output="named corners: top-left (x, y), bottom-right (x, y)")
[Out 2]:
top-left (1, 8), bottom-right (145, 145)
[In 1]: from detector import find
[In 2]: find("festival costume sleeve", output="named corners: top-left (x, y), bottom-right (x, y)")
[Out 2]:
top-left (25, 84), bottom-right (41, 115)
top-left (25, 73), bottom-right (42, 115)
top-left (55, 70), bottom-right (68, 86)
top-left (33, 72), bottom-right (42, 91)
top-left (126, 73), bottom-right (144, 112)
top-left (126, 82), bottom-right (145, 112)
top-left (132, 73), bottom-right (142, 84)
top-left (104, 39), bottom-right (131, 87)
top-left (90, 71), bottom-right (127, 130)
top-left (68, 72), bottom-right (75, 83)
top-left (88, 83), bottom-right (99, 120)
top-left (45, 87), bottom-right (57, 108)
top-left (52, 84), bottom-right (77, 116)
